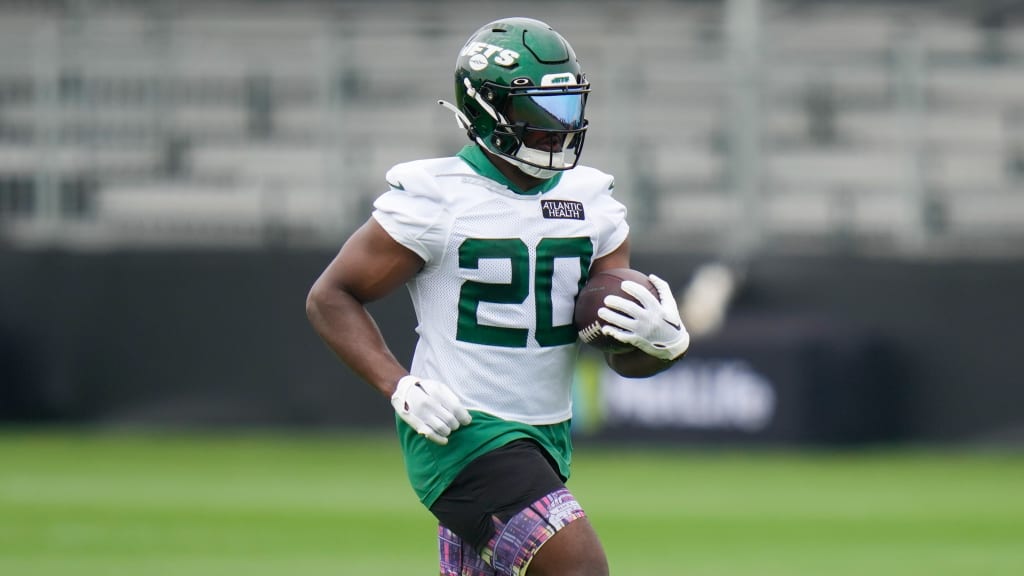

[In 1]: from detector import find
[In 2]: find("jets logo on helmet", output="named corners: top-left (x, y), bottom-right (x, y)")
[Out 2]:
top-left (438, 17), bottom-right (591, 179)
top-left (461, 42), bottom-right (521, 70)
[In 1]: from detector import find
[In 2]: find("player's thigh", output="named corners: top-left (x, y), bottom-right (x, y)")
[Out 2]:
top-left (431, 439), bottom-right (606, 575)
top-left (430, 439), bottom-right (566, 553)
top-left (525, 516), bottom-right (609, 576)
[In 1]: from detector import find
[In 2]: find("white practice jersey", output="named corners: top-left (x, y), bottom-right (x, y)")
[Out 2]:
top-left (373, 151), bottom-right (628, 424)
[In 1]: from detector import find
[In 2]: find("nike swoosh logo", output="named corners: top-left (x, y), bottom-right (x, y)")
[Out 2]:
top-left (387, 179), bottom-right (405, 191)
top-left (664, 319), bottom-right (681, 330)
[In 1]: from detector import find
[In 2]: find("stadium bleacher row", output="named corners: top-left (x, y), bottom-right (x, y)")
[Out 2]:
top-left (0, 0), bottom-right (1022, 254)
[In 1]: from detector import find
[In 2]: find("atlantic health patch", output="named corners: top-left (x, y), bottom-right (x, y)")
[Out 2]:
top-left (540, 200), bottom-right (585, 220)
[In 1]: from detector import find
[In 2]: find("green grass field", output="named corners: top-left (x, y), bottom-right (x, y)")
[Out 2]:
top-left (1, 430), bottom-right (1022, 575)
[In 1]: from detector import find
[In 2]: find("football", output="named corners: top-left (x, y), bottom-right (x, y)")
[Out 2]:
top-left (574, 268), bottom-right (659, 353)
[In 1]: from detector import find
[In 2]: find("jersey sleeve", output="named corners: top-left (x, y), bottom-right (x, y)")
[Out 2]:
top-left (592, 177), bottom-right (629, 259)
top-left (372, 164), bottom-right (448, 264)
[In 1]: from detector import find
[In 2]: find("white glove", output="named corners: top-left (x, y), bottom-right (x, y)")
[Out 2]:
top-left (391, 375), bottom-right (472, 445)
top-left (598, 274), bottom-right (690, 361)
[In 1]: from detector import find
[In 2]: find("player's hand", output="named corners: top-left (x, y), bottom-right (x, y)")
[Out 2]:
top-left (598, 274), bottom-right (690, 361)
top-left (391, 375), bottom-right (472, 445)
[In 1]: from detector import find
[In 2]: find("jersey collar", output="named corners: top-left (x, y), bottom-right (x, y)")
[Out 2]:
top-left (457, 145), bottom-right (563, 196)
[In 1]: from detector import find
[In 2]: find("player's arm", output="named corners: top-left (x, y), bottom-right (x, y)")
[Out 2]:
top-left (590, 239), bottom-right (689, 378)
top-left (306, 217), bottom-right (420, 398)
top-left (306, 217), bottom-right (472, 445)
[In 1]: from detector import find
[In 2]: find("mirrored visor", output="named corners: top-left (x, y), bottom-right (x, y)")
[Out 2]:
top-left (507, 91), bottom-right (585, 131)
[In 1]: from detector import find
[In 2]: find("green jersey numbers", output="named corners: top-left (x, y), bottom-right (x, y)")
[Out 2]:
top-left (457, 238), bottom-right (531, 347)
top-left (535, 237), bottom-right (593, 347)
top-left (456, 236), bottom-right (593, 348)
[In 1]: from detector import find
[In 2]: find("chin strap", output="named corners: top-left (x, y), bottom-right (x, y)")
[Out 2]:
top-left (513, 147), bottom-right (563, 179)
top-left (463, 77), bottom-right (507, 125)
top-left (437, 99), bottom-right (472, 132)
top-left (440, 77), bottom-right (508, 124)
top-left (438, 98), bottom-right (498, 160)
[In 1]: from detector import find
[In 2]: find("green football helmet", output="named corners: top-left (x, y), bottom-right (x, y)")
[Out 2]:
top-left (439, 17), bottom-right (591, 179)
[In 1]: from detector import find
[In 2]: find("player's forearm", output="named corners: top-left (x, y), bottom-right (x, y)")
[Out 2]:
top-left (306, 284), bottom-right (407, 398)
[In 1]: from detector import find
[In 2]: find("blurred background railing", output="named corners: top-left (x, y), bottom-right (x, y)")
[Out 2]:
top-left (2, 0), bottom-right (1023, 257)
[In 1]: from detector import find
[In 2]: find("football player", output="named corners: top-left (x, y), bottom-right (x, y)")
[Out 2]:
top-left (306, 17), bottom-right (689, 576)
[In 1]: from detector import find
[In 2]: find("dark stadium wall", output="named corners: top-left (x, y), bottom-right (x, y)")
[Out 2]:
top-left (723, 255), bottom-right (1024, 445)
top-left (0, 250), bottom-right (408, 428)
top-left (0, 249), bottom-right (1022, 445)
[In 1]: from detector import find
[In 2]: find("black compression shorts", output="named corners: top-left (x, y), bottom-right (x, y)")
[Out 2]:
top-left (429, 439), bottom-right (568, 553)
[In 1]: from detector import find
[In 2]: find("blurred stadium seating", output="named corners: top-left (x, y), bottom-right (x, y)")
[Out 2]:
top-left (1, 0), bottom-right (1023, 255)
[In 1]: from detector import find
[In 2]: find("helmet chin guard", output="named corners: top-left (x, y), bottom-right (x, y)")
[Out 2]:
top-left (509, 147), bottom-right (565, 179)
top-left (444, 17), bottom-right (591, 179)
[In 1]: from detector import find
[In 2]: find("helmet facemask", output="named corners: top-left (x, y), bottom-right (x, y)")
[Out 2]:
top-left (489, 78), bottom-right (589, 179)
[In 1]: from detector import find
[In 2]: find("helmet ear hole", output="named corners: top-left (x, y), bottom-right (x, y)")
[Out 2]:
top-left (490, 125), bottom-right (519, 153)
